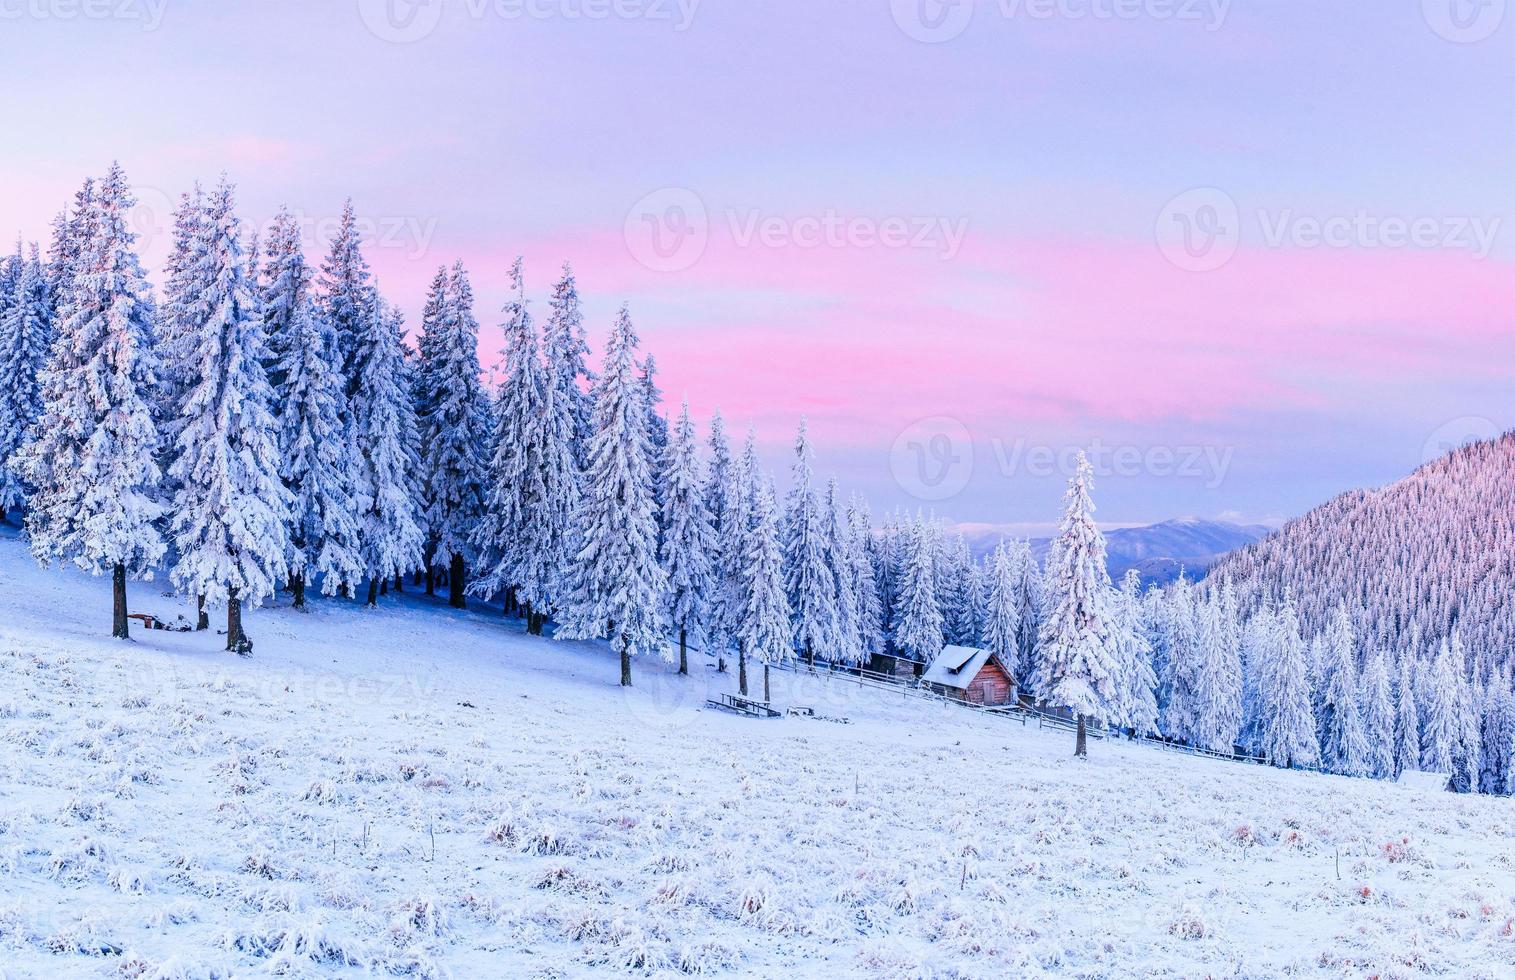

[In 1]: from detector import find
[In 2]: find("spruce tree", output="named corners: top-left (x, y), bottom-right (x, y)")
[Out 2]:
top-left (783, 418), bottom-right (838, 664)
top-left (1320, 605), bottom-right (1368, 775)
top-left (544, 261), bottom-right (594, 466)
top-left (167, 179), bottom-right (290, 651)
top-left (21, 164), bottom-right (165, 639)
top-left (846, 495), bottom-right (886, 663)
top-left (351, 297), bottom-right (424, 604)
top-left (660, 399), bottom-right (715, 674)
top-left (417, 261), bottom-right (490, 607)
top-left (982, 542), bottom-right (1022, 682)
top-left (824, 478), bottom-right (865, 666)
top-left (1111, 569), bottom-right (1159, 735)
top-left (738, 476), bottom-right (792, 700)
top-left (0, 242), bottom-right (52, 514)
top-left (1393, 650), bottom-right (1421, 777)
top-left (892, 515), bottom-right (944, 666)
top-left (1477, 670), bottom-right (1514, 795)
top-left (701, 410), bottom-right (736, 670)
top-left (1360, 649), bottom-right (1396, 779)
top-left (317, 200), bottom-right (374, 396)
top-left (1032, 452), bottom-right (1123, 756)
top-left (1258, 592), bottom-right (1320, 769)
top-left (554, 305), bottom-right (667, 685)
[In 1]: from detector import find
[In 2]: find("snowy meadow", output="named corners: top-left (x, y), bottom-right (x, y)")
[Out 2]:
top-left (2, 533), bottom-right (1514, 978)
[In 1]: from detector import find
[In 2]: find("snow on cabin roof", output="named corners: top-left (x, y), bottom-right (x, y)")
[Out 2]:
top-left (922, 645), bottom-right (1004, 690)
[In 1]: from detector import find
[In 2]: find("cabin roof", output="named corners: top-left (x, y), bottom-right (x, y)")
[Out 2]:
top-left (921, 645), bottom-right (1010, 691)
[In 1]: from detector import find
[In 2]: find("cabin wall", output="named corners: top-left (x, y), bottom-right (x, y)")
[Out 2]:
top-left (964, 663), bottom-right (1014, 706)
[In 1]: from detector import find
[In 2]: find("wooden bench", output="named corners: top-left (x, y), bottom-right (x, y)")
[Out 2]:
top-left (705, 693), bottom-right (782, 718)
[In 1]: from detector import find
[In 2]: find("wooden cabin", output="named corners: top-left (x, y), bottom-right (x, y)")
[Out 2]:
top-left (921, 645), bottom-right (1015, 706)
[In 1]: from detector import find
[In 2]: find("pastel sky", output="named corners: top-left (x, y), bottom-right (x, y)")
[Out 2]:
top-left (1, 1), bottom-right (1511, 531)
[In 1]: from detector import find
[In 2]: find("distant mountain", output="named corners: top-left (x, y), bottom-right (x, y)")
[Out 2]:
top-left (1207, 430), bottom-right (1515, 657)
top-left (954, 517), bottom-right (1271, 586)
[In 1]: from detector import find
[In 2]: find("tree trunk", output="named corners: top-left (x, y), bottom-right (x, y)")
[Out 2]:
top-left (366, 578), bottom-right (379, 606)
top-left (1075, 715), bottom-right (1088, 758)
top-left (196, 594), bottom-right (209, 631)
top-left (764, 664), bottom-right (771, 703)
top-left (805, 642), bottom-right (814, 668)
top-left (620, 638), bottom-right (632, 687)
top-left (227, 590), bottom-right (244, 653)
top-left (738, 644), bottom-right (748, 697)
top-left (291, 572), bottom-right (307, 611)
top-left (449, 553), bottom-right (465, 608)
top-left (111, 563), bottom-right (129, 639)
top-left (393, 572), bottom-right (403, 592)
top-left (678, 627), bottom-right (688, 676)
top-left (380, 578), bottom-right (388, 596)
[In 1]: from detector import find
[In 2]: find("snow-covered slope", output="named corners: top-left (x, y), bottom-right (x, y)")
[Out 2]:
top-left (1, 531), bottom-right (1512, 977)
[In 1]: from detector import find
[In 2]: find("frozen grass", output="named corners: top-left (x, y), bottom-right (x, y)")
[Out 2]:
top-left (1, 530), bottom-right (1513, 977)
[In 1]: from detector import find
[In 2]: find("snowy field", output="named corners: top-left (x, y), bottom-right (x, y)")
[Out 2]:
top-left (1, 532), bottom-right (1513, 978)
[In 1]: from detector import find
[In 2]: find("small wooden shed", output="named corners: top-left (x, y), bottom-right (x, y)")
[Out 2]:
top-left (921, 645), bottom-right (1015, 706)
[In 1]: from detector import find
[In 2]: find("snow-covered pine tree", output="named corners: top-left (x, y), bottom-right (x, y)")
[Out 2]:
top-left (1191, 585), bottom-right (1243, 753)
top-left (1477, 669), bottom-right (1514, 795)
top-left (982, 542), bottom-right (1023, 683)
top-left (317, 200), bottom-right (374, 397)
top-left (1360, 648), bottom-right (1396, 779)
top-left (280, 308), bottom-right (363, 606)
top-left (938, 533), bottom-right (979, 647)
top-left (738, 475), bottom-right (792, 700)
top-left (154, 186), bottom-right (209, 510)
top-left (823, 478), bottom-right (864, 667)
top-left (1451, 636), bottom-right (1482, 793)
top-left (1111, 568), bottom-right (1159, 735)
top-left (1011, 540), bottom-right (1043, 679)
top-left (1393, 650), bottom-right (1421, 778)
top-left (167, 178), bottom-right (290, 651)
top-left (846, 495), bottom-right (886, 663)
top-left (350, 296), bottom-right (424, 605)
top-left (21, 163), bottom-right (165, 638)
top-left (1237, 598), bottom-right (1275, 753)
top-left (1031, 452), bottom-right (1123, 756)
top-left (639, 355), bottom-right (669, 532)
top-left (554, 305), bottom-right (667, 685)
top-left (1258, 592), bottom-right (1320, 769)
top-left (701, 410), bottom-right (736, 671)
top-left (45, 179), bottom-right (93, 318)
top-left (783, 418), bottom-right (838, 664)
top-left (544, 261), bottom-right (594, 467)
top-left (1420, 637), bottom-right (1459, 784)
top-left (416, 260), bottom-right (490, 607)
top-left (1160, 573), bottom-right (1201, 745)
top-left (892, 515), bottom-right (944, 667)
top-left (1320, 604), bottom-right (1369, 775)
top-left (660, 399), bottom-right (714, 675)
top-left (0, 242), bottom-right (52, 515)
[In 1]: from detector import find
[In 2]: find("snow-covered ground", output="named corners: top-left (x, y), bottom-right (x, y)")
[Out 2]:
top-left (1, 531), bottom-right (1512, 978)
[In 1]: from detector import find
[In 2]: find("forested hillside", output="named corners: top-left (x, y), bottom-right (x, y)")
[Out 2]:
top-left (1208, 433), bottom-right (1515, 664)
